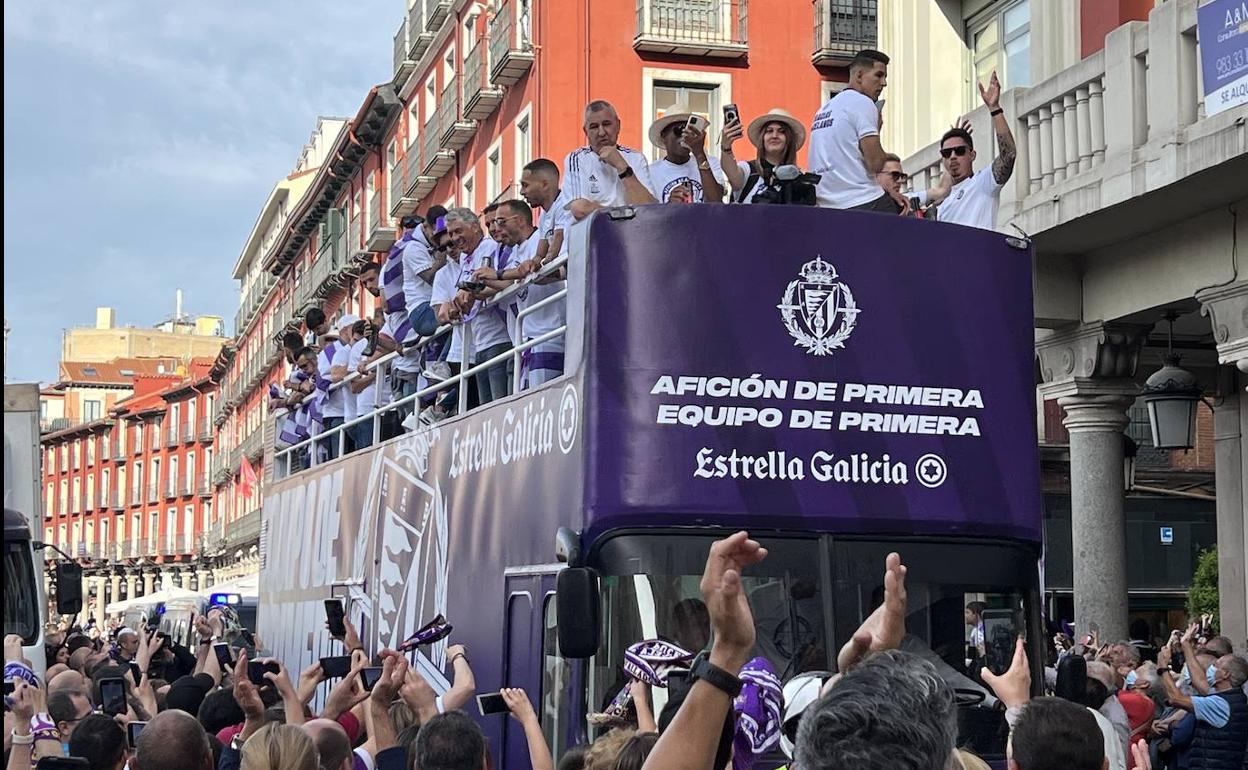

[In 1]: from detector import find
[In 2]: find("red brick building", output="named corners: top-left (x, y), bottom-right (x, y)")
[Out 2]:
top-left (214, 0), bottom-right (877, 528)
top-left (40, 359), bottom-right (226, 626)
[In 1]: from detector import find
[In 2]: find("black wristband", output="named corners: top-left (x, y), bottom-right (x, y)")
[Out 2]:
top-left (618, 166), bottom-right (635, 180)
top-left (990, 108), bottom-right (1004, 117)
top-left (690, 657), bottom-right (743, 698)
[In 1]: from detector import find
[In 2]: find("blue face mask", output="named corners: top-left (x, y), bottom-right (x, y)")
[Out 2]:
top-left (1125, 670), bottom-right (1138, 688)
top-left (1207, 664), bottom-right (1219, 686)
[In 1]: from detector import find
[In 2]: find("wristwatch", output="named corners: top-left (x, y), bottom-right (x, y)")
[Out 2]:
top-left (690, 657), bottom-right (743, 698)
top-left (617, 166), bottom-right (635, 180)
top-left (495, 268), bottom-right (506, 282)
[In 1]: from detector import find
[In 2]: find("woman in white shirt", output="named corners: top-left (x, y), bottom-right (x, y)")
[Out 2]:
top-left (719, 107), bottom-right (807, 204)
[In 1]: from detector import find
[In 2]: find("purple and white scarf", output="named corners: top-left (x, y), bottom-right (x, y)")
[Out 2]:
top-left (732, 657), bottom-right (784, 770)
top-left (382, 230), bottom-right (418, 344)
top-left (593, 639), bottom-right (693, 725)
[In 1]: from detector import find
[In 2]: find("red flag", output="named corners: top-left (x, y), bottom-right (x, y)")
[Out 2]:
top-left (239, 455), bottom-right (258, 499)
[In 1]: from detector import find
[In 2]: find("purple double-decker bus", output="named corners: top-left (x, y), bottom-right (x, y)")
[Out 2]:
top-left (259, 204), bottom-right (1043, 766)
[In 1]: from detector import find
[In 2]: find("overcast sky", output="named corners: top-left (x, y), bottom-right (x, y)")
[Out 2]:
top-left (3, 1), bottom-right (393, 383)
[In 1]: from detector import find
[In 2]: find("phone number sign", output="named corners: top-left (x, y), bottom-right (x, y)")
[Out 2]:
top-left (1199, 0), bottom-right (1248, 116)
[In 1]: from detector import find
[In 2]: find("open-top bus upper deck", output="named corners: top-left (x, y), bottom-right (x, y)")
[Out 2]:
top-left (259, 204), bottom-right (1042, 762)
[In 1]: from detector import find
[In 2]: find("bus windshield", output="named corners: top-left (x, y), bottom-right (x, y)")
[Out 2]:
top-left (591, 534), bottom-right (1039, 760)
top-left (4, 540), bottom-right (39, 644)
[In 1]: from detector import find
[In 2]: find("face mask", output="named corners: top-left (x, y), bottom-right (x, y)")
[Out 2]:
top-left (1207, 664), bottom-right (1219, 686)
top-left (1125, 670), bottom-right (1138, 688)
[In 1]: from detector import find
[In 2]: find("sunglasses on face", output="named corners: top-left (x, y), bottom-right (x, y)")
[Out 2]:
top-left (885, 171), bottom-right (909, 183)
top-left (940, 145), bottom-right (970, 158)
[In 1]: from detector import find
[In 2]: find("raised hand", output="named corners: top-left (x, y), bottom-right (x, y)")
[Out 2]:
top-left (501, 687), bottom-right (539, 725)
top-left (982, 637), bottom-right (1031, 709)
top-left (701, 531), bottom-right (768, 672)
top-left (720, 118), bottom-right (744, 152)
top-left (979, 71), bottom-right (1002, 110)
top-left (297, 661), bottom-right (325, 705)
top-left (400, 665), bottom-right (439, 723)
top-left (232, 650), bottom-right (265, 722)
top-left (837, 552), bottom-right (908, 672)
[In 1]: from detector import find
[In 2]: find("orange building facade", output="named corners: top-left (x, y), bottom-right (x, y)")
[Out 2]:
top-left (212, 0), bottom-right (878, 554)
top-left (40, 359), bottom-right (227, 626)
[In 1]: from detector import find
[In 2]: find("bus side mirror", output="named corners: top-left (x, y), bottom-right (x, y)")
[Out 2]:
top-left (55, 562), bottom-right (83, 616)
top-left (556, 567), bottom-right (599, 659)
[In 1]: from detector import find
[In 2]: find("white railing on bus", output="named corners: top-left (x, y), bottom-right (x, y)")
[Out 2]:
top-left (272, 254), bottom-right (569, 480)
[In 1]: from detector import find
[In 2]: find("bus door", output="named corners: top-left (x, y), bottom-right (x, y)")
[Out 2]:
top-left (502, 570), bottom-right (571, 769)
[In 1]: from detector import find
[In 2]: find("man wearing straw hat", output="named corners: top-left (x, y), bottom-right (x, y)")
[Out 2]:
top-left (808, 49), bottom-right (910, 213)
top-left (647, 103), bottom-right (726, 203)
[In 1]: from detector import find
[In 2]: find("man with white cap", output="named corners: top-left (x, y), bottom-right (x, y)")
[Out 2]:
top-left (320, 313), bottom-right (358, 458)
top-left (647, 104), bottom-right (725, 203)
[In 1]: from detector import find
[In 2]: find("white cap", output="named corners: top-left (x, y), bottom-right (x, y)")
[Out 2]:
top-left (336, 314), bottom-right (360, 332)
top-left (780, 670), bottom-right (834, 758)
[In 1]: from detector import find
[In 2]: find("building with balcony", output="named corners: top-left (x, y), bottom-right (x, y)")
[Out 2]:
top-left (893, 0), bottom-right (1247, 643)
top-left (383, 0), bottom-right (872, 222)
top-left (40, 360), bottom-right (228, 627)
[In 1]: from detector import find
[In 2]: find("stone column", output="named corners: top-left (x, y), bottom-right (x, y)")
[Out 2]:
top-left (92, 577), bottom-right (107, 629)
top-left (1038, 321), bottom-right (1150, 643)
top-left (143, 572), bottom-right (155, 596)
top-left (109, 574), bottom-right (122, 608)
top-left (1199, 281), bottom-right (1248, 642)
top-left (178, 571), bottom-right (191, 590)
top-left (160, 571), bottom-right (175, 592)
top-left (126, 575), bottom-right (137, 601)
top-left (198, 570), bottom-right (213, 592)
top-left (1060, 391), bottom-right (1136, 641)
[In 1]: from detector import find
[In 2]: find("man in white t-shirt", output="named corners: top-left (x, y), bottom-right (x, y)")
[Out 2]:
top-left (320, 314), bottom-right (357, 459)
top-left (647, 107), bottom-right (726, 203)
top-left (440, 208), bottom-right (513, 406)
top-left (481, 199), bottom-right (566, 389)
top-left (562, 100), bottom-right (656, 219)
top-left (809, 49), bottom-right (909, 213)
top-left (932, 71), bottom-right (1017, 231)
top-left (347, 310), bottom-right (391, 450)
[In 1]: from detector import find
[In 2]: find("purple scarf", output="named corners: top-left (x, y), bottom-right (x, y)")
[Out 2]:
top-left (382, 230), bottom-right (417, 343)
top-left (732, 657), bottom-right (783, 770)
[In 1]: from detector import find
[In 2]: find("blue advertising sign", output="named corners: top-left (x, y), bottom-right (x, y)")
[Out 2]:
top-left (1160, 526), bottom-right (1175, 545)
top-left (1199, 0), bottom-right (1248, 116)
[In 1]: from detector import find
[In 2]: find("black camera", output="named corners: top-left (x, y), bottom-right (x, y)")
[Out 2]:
top-left (751, 165), bottom-right (821, 206)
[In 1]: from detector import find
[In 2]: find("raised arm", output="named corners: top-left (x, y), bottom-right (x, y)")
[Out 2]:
top-left (979, 72), bottom-right (1016, 185)
top-left (442, 643), bottom-right (476, 712)
top-left (719, 119), bottom-right (747, 193)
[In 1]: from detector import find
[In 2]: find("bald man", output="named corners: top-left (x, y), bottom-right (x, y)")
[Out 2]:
top-left (132, 710), bottom-right (214, 770)
top-left (68, 646), bottom-right (93, 673)
top-left (112, 628), bottom-right (139, 663)
top-left (47, 669), bottom-right (87, 695)
top-left (303, 718), bottom-right (353, 770)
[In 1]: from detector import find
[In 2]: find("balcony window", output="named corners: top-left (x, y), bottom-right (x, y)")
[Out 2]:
top-left (487, 143), bottom-right (502, 202)
top-left (515, 109), bottom-right (531, 180)
top-left (968, 0), bottom-right (1030, 104)
top-left (813, 0), bottom-right (877, 65)
top-left (635, 0), bottom-right (748, 57)
top-left (84, 400), bottom-right (102, 421)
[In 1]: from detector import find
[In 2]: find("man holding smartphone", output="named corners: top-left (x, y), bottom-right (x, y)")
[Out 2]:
top-left (647, 106), bottom-right (725, 203)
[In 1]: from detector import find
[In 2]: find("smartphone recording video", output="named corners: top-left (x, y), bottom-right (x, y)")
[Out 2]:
top-left (320, 655), bottom-right (352, 679)
top-left (360, 667), bottom-right (384, 692)
top-left (476, 691), bottom-right (510, 716)
top-left (99, 677), bottom-right (126, 717)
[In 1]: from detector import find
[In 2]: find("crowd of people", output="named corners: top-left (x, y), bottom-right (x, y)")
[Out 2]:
top-left (266, 48), bottom-right (1020, 467)
top-left (6, 534), bottom-right (1246, 770)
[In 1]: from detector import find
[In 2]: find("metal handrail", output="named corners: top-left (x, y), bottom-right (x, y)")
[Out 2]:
top-left (272, 252), bottom-right (569, 479)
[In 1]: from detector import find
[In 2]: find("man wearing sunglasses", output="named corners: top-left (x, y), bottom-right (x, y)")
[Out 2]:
top-left (933, 71), bottom-right (1017, 230)
top-left (875, 153), bottom-right (952, 219)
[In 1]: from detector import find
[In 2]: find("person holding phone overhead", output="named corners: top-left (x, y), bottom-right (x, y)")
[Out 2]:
top-left (647, 103), bottom-right (726, 203)
top-left (719, 107), bottom-right (806, 204)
